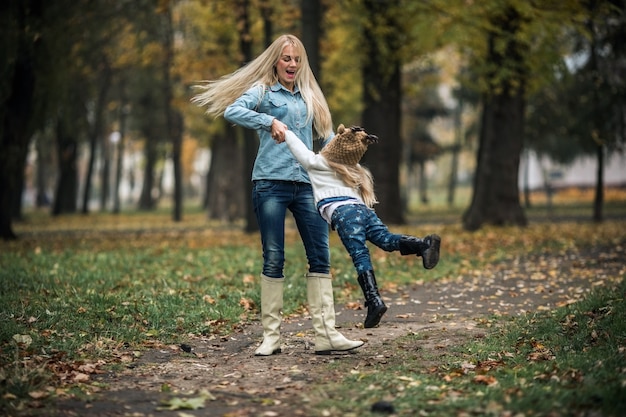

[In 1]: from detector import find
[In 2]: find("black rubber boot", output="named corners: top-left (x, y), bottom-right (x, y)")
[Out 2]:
top-left (399, 234), bottom-right (441, 269)
top-left (357, 271), bottom-right (388, 328)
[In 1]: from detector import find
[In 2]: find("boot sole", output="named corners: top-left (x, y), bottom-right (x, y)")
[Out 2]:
top-left (254, 348), bottom-right (282, 356)
top-left (315, 342), bottom-right (364, 355)
top-left (423, 234), bottom-right (441, 270)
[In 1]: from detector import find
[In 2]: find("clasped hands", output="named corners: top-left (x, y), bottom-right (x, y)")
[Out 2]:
top-left (271, 118), bottom-right (288, 144)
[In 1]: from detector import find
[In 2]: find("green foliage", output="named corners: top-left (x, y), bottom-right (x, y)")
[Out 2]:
top-left (525, 0), bottom-right (626, 162)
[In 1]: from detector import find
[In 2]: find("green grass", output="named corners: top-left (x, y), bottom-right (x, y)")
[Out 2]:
top-left (1, 202), bottom-right (625, 414)
top-left (311, 280), bottom-right (626, 416)
top-left (2, 244), bottom-right (275, 350)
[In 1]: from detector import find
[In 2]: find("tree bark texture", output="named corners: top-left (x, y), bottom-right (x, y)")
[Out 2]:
top-left (360, 0), bottom-right (404, 224)
top-left (138, 132), bottom-right (158, 210)
top-left (0, 0), bottom-right (40, 239)
top-left (593, 144), bottom-right (604, 222)
top-left (462, 93), bottom-right (527, 230)
top-left (463, 6), bottom-right (528, 231)
top-left (301, 0), bottom-right (321, 78)
top-left (52, 119), bottom-right (78, 216)
top-left (206, 126), bottom-right (244, 222)
top-left (237, 0), bottom-right (259, 232)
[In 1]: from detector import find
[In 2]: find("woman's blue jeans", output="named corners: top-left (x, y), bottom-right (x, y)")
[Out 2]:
top-left (331, 204), bottom-right (401, 275)
top-left (252, 180), bottom-right (330, 278)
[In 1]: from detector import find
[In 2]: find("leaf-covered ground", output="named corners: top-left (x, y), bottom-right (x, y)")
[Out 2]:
top-left (2, 211), bottom-right (625, 417)
top-left (47, 230), bottom-right (626, 416)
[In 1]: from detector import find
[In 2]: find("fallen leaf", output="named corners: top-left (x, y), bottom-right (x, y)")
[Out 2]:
top-left (239, 297), bottom-right (255, 311)
top-left (72, 372), bottom-right (90, 383)
top-left (28, 390), bottom-right (49, 399)
top-left (473, 374), bottom-right (498, 386)
top-left (345, 302), bottom-right (362, 310)
top-left (158, 395), bottom-right (206, 411)
top-left (12, 334), bottom-right (33, 347)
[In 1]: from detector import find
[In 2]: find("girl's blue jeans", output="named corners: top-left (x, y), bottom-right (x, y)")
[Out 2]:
top-left (252, 180), bottom-right (330, 278)
top-left (331, 203), bottom-right (401, 274)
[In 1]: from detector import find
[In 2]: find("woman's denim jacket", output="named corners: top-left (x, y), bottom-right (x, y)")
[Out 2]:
top-left (224, 82), bottom-right (333, 183)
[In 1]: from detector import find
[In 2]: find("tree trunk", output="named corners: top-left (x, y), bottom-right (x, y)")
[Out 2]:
top-left (588, 16), bottom-right (604, 223)
top-left (447, 99), bottom-right (463, 207)
top-left (521, 150), bottom-right (532, 209)
top-left (171, 111), bottom-right (184, 221)
top-left (0, 113), bottom-right (31, 239)
top-left (237, 0), bottom-right (259, 232)
top-left (207, 126), bottom-right (244, 222)
top-left (463, 94), bottom-right (527, 230)
top-left (35, 134), bottom-right (53, 207)
top-left (418, 161), bottom-right (429, 204)
top-left (462, 6), bottom-right (527, 231)
top-left (113, 86), bottom-right (128, 214)
top-left (0, 1), bottom-right (40, 239)
top-left (138, 134), bottom-right (158, 210)
top-left (301, 0), bottom-right (320, 78)
top-left (593, 144), bottom-right (604, 222)
top-left (301, 0), bottom-right (325, 155)
top-left (360, 0), bottom-right (404, 224)
top-left (82, 127), bottom-right (97, 213)
top-left (161, 4), bottom-right (182, 222)
top-left (82, 64), bottom-right (111, 214)
top-left (100, 135), bottom-right (111, 210)
top-left (52, 118), bottom-right (78, 216)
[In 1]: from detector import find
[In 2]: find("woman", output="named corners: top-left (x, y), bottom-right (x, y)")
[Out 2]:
top-left (280, 125), bottom-right (441, 329)
top-left (192, 34), bottom-right (363, 356)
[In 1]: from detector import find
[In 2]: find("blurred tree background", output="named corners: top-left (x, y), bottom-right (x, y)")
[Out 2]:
top-left (1, 0), bottom-right (624, 240)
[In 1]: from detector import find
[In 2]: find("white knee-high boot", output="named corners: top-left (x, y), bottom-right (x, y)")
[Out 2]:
top-left (307, 272), bottom-right (364, 355)
top-left (255, 274), bottom-right (284, 356)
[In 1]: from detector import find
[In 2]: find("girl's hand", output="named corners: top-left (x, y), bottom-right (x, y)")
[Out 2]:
top-left (271, 119), bottom-right (287, 143)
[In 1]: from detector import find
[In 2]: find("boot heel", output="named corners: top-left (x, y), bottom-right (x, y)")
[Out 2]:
top-left (364, 303), bottom-right (388, 328)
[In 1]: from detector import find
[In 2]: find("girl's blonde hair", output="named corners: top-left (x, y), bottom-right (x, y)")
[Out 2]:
top-left (191, 34), bottom-right (333, 139)
top-left (326, 160), bottom-right (378, 208)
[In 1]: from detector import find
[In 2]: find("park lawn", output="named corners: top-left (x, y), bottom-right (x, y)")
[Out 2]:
top-left (0, 210), bottom-right (625, 415)
top-left (311, 277), bottom-right (626, 417)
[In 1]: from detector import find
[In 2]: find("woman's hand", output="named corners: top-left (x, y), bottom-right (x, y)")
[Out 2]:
top-left (271, 118), bottom-right (288, 143)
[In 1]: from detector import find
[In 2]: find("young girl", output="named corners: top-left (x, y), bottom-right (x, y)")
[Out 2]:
top-left (278, 125), bottom-right (441, 328)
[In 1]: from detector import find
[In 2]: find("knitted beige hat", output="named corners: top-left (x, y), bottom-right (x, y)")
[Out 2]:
top-left (321, 124), bottom-right (378, 165)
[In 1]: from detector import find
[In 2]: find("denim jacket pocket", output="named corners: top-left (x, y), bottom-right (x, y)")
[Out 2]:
top-left (268, 96), bottom-right (288, 119)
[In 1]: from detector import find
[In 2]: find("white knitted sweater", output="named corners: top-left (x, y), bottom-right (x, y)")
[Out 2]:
top-left (283, 130), bottom-right (362, 206)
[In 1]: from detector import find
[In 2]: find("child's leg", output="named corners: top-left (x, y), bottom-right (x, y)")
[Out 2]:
top-left (331, 205), bottom-right (387, 328)
top-left (399, 235), bottom-right (441, 269)
top-left (364, 210), bottom-right (441, 270)
top-left (356, 270), bottom-right (387, 328)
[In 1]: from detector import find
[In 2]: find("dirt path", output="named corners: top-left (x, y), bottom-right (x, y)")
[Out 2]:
top-left (50, 246), bottom-right (624, 417)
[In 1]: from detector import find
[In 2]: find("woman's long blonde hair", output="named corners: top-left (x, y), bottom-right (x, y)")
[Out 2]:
top-left (191, 34), bottom-right (333, 140)
top-left (326, 160), bottom-right (378, 208)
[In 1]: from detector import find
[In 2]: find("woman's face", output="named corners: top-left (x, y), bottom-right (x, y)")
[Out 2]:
top-left (275, 44), bottom-right (300, 91)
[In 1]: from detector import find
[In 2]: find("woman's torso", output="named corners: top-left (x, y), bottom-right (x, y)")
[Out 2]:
top-left (225, 83), bottom-right (314, 183)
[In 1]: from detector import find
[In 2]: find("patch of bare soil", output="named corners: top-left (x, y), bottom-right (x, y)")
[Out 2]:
top-left (50, 245), bottom-right (624, 417)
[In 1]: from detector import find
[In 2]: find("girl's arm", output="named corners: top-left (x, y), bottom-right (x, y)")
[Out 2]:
top-left (283, 131), bottom-right (324, 170)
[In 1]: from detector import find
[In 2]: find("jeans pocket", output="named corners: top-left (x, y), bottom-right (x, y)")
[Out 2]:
top-left (253, 180), bottom-right (277, 193)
